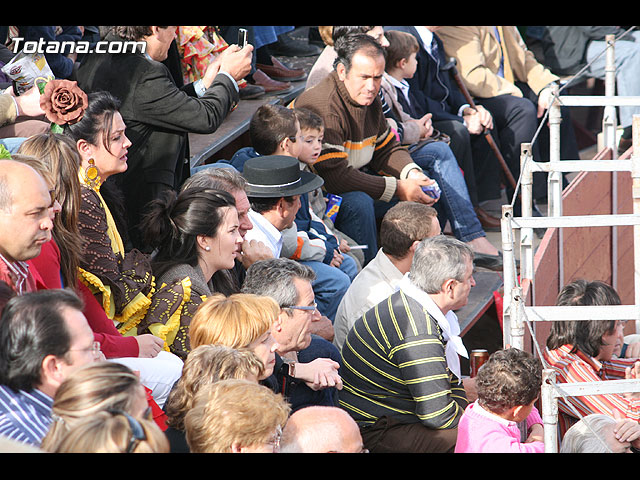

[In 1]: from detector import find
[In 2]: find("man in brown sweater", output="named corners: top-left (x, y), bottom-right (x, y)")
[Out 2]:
top-left (295, 34), bottom-right (501, 269)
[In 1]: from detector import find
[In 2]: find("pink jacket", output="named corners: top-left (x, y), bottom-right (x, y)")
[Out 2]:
top-left (455, 401), bottom-right (544, 453)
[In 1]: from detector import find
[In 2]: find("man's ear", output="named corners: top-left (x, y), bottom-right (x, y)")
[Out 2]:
top-left (336, 61), bottom-right (347, 82)
top-left (273, 312), bottom-right (285, 332)
top-left (442, 278), bottom-right (456, 298)
top-left (40, 354), bottom-right (65, 391)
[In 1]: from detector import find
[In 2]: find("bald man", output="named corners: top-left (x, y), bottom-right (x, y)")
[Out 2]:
top-left (0, 159), bottom-right (55, 294)
top-left (280, 406), bottom-right (366, 453)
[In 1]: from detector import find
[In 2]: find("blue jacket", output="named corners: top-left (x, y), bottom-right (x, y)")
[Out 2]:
top-left (384, 26), bottom-right (468, 123)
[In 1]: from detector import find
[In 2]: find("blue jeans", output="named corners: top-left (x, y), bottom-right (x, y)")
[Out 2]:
top-left (333, 142), bottom-right (485, 264)
top-left (333, 191), bottom-right (380, 265)
top-left (301, 255), bottom-right (357, 323)
top-left (410, 141), bottom-right (485, 242)
top-left (586, 31), bottom-right (640, 128)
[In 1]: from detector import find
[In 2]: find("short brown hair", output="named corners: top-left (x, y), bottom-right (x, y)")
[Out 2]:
top-left (384, 30), bottom-right (419, 71)
top-left (379, 202), bottom-right (438, 258)
top-left (295, 107), bottom-right (324, 132)
top-left (250, 104), bottom-right (299, 156)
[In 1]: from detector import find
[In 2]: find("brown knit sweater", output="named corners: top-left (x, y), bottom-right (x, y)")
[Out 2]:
top-left (295, 71), bottom-right (421, 202)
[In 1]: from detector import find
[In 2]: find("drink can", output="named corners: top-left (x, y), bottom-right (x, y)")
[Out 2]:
top-left (325, 194), bottom-right (342, 222)
top-left (470, 349), bottom-right (489, 377)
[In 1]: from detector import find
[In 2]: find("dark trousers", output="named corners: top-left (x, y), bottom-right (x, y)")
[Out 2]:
top-left (475, 82), bottom-right (579, 205)
top-left (360, 415), bottom-right (458, 453)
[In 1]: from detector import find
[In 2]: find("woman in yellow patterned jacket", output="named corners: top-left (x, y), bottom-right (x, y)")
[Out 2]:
top-left (65, 91), bottom-right (156, 337)
top-left (138, 184), bottom-right (243, 359)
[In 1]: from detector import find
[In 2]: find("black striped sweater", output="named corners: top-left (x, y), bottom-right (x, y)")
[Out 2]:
top-left (339, 289), bottom-right (468, 429)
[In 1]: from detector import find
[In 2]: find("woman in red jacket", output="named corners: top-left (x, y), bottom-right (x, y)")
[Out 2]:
top-left (17, 132), bottom-right (182, 413)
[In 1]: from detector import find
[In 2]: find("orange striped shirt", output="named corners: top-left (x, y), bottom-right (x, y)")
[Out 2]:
top-left (543, 344), bottom-right (640, 430)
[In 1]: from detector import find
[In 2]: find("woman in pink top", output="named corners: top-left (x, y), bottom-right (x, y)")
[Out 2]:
top-left (455, 348), bottom-right (545, 453)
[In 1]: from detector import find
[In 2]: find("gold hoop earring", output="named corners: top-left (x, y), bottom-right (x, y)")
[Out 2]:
top-left (83, 158), bottom-right (102, 190)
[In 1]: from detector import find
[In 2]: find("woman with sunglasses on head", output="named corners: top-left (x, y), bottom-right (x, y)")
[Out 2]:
top-left (51, 409), bottom-right (169, 453)
top-left (40, 362), bottom-right (162, 453)
top-left (137, 186), bottom-right (243, 359)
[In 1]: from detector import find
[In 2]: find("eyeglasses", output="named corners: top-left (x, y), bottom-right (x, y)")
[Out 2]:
top-left (284, 302), bottom-right (318, 313)
top-left (107, 409), bottom-right (147, 454)
top-left (69, 341), bottom-right (101, 357)
top-left (266, 425), bottom-right (282, 453)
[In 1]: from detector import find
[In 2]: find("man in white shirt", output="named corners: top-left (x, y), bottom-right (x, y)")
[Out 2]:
top-left (242, 155), bottom-right (323, 258)
top-left (242, 155), bottom-right (340, 336)
top-left (333, 202), bottom-right (441, 350)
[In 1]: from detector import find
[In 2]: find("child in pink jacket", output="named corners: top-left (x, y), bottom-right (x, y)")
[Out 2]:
top-left (455, 348), bottom-right (545, 453)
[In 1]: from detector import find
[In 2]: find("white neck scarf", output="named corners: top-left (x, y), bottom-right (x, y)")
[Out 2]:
top-left (397, 273), bottom-right (468, 382)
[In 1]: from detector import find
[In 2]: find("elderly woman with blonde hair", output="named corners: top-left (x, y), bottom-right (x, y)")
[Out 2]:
top-left (185, 379), bottom-right (290, 453)
top-left (163, 344), bottom-right (266, 452)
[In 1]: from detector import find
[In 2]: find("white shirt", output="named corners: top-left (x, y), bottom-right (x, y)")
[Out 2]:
top-left (396, 273), bottom-right (469, 382)
top-left (386, 74), bottom-right (413, 108)
top-left (244, 209), bottom-right (283, 258)
top-left (414, 26), bottom-right (435, 56)
top-left (333, 248), bottom-right (404, 351)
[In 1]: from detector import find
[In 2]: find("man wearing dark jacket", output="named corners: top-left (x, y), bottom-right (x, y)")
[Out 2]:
top-left (77, 26), bottom-right (252, 249)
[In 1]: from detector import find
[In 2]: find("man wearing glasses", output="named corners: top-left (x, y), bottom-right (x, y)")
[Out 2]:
top-left (0, 289), bottom-right (100, 446)
top-left (242, 258), bottom-right (343, 412)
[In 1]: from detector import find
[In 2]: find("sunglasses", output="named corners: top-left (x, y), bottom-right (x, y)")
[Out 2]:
top-left (107, 408), bottom-right (150, 453)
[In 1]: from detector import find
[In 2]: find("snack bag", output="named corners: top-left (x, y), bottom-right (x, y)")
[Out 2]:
top-left (1, 51), bottom-right (54, 95)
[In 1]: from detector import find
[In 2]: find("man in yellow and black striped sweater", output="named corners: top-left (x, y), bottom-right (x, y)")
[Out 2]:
top-left (339, 235), bottom-right (475, 453)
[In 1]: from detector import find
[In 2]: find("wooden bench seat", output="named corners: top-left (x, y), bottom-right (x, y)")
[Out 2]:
top-left (456, 270), bottom-right (503, 336)
top-left (189, 82), bottom-right (306, 169)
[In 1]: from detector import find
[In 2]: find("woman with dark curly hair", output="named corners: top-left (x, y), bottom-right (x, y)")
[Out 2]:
top-left (454, 348), bottom-right (544, 453)
top-left (544, 280), bottom-right (640, 437)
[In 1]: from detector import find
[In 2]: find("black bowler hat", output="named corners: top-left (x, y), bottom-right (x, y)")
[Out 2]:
top-left (242, 155), bottom-right (324, 198)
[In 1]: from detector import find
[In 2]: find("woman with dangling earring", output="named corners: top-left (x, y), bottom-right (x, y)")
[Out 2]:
top-left (137, 186), bottom-right (243, 359)
top-left (64, 91), bottom-right (156, 337)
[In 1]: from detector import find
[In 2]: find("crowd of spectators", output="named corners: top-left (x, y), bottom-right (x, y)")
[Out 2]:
top-left (0, 25), bottom-right (639, 454)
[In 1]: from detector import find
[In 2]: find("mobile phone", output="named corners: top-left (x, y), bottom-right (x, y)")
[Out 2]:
top-left (238, 28), bottom-right (248, 48)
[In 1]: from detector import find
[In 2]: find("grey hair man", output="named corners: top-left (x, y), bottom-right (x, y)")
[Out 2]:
top-left (242, 258), bottom-right (342, 412)
top-left (339, 235), bottom-right (475, 453)
top-left (560, 413), bottom-right (640, 453)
